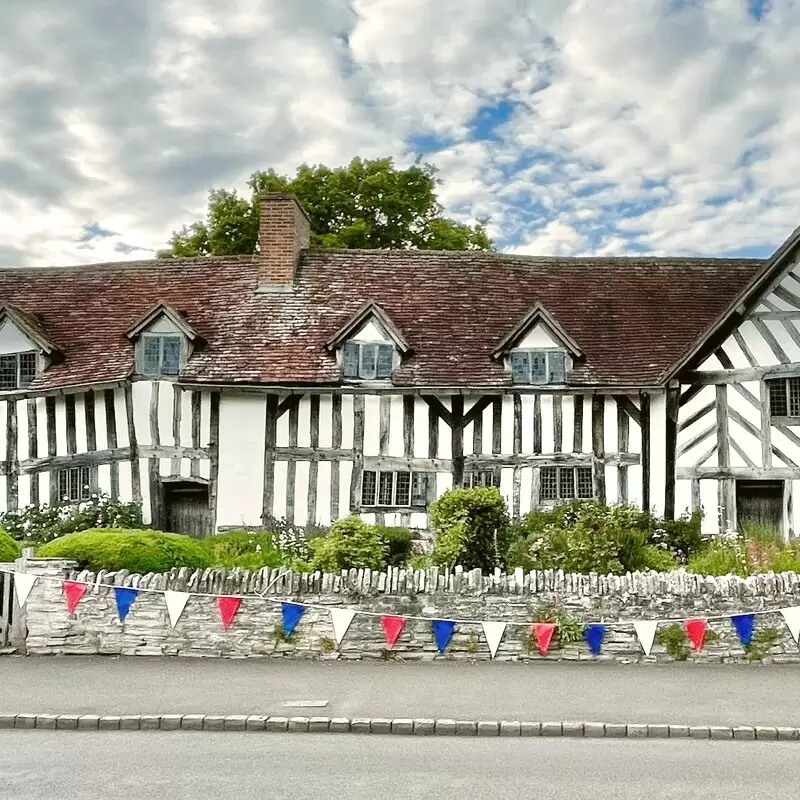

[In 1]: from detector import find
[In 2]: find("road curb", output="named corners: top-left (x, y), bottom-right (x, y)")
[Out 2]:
top-left (0, 714), bottom-right (794, 741)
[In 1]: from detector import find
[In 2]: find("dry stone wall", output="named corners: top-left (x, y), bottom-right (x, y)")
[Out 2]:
top-left (14, 557), bottom-right (800, 663)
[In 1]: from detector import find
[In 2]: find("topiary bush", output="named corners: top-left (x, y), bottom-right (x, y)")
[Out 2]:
top-left (0, 529), bottom-right (21, 562)
top-left (374, 526), bottom-right (414, 567)
top-left (202, 530), bottom-right (284, 571)
top-left (37, 529), bottom-right (210, 573)
top-left (309, 516), bottom-right (389, 572)
top-left (430, 487), bottom-right (510, 571)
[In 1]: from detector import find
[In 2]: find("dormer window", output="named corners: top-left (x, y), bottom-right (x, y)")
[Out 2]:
top-left (511, 349), bottom-right (567, 385)
top-left (343, 342), bottom-right (394, 380)
top-left (142, 334), bottom-right (183, 376)
top-left (0, 306), bottom-right (58, 392)
top-left (126, 301), bottom-right (200, 379)
top-left (0, 351), bottom-right (37, 389)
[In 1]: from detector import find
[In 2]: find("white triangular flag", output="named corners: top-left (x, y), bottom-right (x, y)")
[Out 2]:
top-left (330, 608), bottom-right (356, 645)
top-left (634, 620), bottom-right (659, 656)
top-left (13, 573), bottom-right (36, 607)
top-left (482, 621), bottom-right (506, 658)
top-left (164, 591), bottom-right (190, 628)
top-left (781, 607), bottom-right (800, 643)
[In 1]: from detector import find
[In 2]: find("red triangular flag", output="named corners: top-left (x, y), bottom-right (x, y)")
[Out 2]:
top-left (533, 622), bottom-right (556, 656)
top-left (216, 596), bottom-right (241, 629)
top-left (63, 581), bottom-right (87, 614)
top-left (684, 618), bottom-right (707, 652)
top-left (381, 615), bottom-right (406, 648)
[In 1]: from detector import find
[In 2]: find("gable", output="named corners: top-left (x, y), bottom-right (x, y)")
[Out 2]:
top-left (0, 319), bottom-right (36, 355)
top-left (349, 319), bottom-right (391, 344)
top-left (515, 322), bottom-right (561, 350)
top-left (145, 316), bottom-right (183, 335)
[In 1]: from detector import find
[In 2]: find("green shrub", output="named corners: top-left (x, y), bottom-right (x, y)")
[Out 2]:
top-left (1, 492), bottom-right (143, 546)
top-left (38, 529), bottom-right (210, 573)
top-left (687, 538), bottom-right (747, 577)
top-left (374, 526), bottom-right (414, 567)
top-left (651, 511), bottom-right (703, 562)
top-left (0, 529), bottom-right (20, 562)
top-left (686, 528), bottom-right (800, 577)
top-left (202, 531), bottom-right (284, 571)
top-left (430, 487), bottom-right (510, 570)
top-left (309, 516), bottom-right (389, 572)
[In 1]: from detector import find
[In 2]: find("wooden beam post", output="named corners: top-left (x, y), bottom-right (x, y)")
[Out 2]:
top-left (262, 394), bottom-right (278, 523)
top-left (591, 395), bottom-right (606, 504)
top-left (640, 393), bottom-right (651, 511)
top-left (664, 386), bottom-right (680, 520)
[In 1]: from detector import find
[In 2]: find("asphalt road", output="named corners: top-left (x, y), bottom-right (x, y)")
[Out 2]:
top-left (2, 656), bottom-right (800, 727)
top-left (0, 733), bottom-right (793, 799)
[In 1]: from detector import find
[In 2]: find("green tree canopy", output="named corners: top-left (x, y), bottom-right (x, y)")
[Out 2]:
top-left (158, 157), bottom-right (494, 258)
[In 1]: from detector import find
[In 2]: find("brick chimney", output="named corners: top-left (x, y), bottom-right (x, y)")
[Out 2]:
top-left (257, 193), bottom-right (311, 291)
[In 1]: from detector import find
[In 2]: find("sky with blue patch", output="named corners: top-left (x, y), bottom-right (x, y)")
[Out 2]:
top-left (0, 0), bottom-right (798, 266)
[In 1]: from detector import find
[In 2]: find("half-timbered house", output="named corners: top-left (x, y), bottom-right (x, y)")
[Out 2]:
top-left (0, 194), bottom-right (798, 537)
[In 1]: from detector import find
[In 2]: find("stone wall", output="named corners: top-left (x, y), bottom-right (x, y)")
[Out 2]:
top-left (13, 557), bottom-right (800, 663)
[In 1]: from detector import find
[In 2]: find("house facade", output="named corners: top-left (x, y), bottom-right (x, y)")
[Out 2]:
top-left (0, 194), bottom-right (798, 537)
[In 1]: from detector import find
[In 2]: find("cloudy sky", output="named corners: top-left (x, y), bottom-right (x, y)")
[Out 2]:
top-left (0, 0), bottom-right (796, 266)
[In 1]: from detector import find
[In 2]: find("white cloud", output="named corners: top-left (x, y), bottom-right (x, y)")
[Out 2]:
top-left (0, 0), bottom-right (799, 265)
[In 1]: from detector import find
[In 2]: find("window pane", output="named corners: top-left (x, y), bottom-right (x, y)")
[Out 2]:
top-left (541, 467), bottom-right (557, 500)
top-left (161, 337), bottom-right (182, 374)
top-left (142, 337), bottom-right (162, 375)
top-left (395, 472), bottom-right (411, 505)
top-left (361, 470), bottom-right (377, 505)
top-left (511, 351), bottom-right (529, 384)
top-left (768, 379), bottom-right (788, 416)
top-left (548, 351), bottom-right (566, 383)
top-left (69, 467), bottom-right (80, 502)
top-left (376, 344), bottom-right (394, 378)
top-left (577, 467), bottom-right (594, 499)
top-left (359, 343), bottom-right (377, 380)
top-left (411, 473), bottom-right (428, 506)
top-left (530, 352), bottom-right (547, 384)
top-left (80, 466), bottom-right (91, 499)
top-left (343, 342), bottom-right (360, 378)
top-left (789, 378), bottom-right (800, 416)
top-left (18, 352), bottom-right (37, 388)
top-left (558, 467), bottom-right (575, 499)
top-left (0, 355), bottom-right (17, 389)
top-left (378, 471), bottom-right (394, 505)
top-left (58, 469), bottom-right (68, 501)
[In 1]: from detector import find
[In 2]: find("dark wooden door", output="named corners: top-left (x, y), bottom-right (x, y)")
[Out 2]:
top-left (164, 482), bottom-right (212, 538)
top-left (736, 480), bottom-right (783, 532)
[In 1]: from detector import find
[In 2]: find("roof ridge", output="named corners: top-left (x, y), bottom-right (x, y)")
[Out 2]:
top-left (0, 253), bottom-right (260, 275)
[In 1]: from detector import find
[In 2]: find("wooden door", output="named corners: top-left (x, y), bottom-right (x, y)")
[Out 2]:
top-left (164, 482), bottom-right (212, 538)
top-left (735, 480), bottom-right (783, 533)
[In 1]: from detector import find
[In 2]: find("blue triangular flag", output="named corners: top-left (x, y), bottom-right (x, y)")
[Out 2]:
top-left (584, 623), bottom-right (605, 656)
top-left (114, 587), bottom-right (138, 622)
top-left (431, 619), bottom-right (456, 653)
top-left (731, 614), bottom-right (755, 647)
top-left (282, 602), bottom-right (305, 637)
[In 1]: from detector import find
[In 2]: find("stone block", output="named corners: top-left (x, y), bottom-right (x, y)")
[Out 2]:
top-left (288, 717), bottom-right (310, 733)
top-left (350, 718), bottom-right (371, 734)
top-left (477, 721), bottom-right (499, 737)
top-left (435, 719), bottom-right (457, 736)
top-left (180, 715), bottom-right (205, 731)
top-left (413, 719), bottom-right (435, 735)
top-left (370, 718), bottom-right (392, 734)
top-left (710, 726), bottom-right (733, 740)
top-left (456, 720), bottom-right (477, 736)
top-left (604, 724), bottom-right (627, 738)
top-left (541, 722), bottom-right (563, 737)
top-left (202, 715), bottom-right (226, 731)
top-left (55, 715), bottom-right (80, 730)
top-left (98, 716), bottom-right (121, 731)
top-left (15, 714), bottom-right (36, 730)
top-left (689, 726), bottom-right (710, 739)
top-left (647, 725), bottom-right (670, 739)
top-left (391, 719), bottom-right (414, 735)
top-left (669, 725), bottom-right (689, 738)
top-left (733, 726), bottom-right (755, 740)
top-left (309, 717), bottom-right (330, 733)
top-left (499, 721), bottom-right (521, 737)
top-left (584, 722), bottom-right (605, 738)
top-left (140, 716), bottom-right (161, 731)
top-left (0, 715), bottom-right (16, 729)
top-left (520, 722), bottom-right (542, 737)
top-left (777, 727), bottom-right (798, 741)
top-left (265, 716), bottom-right (289, 732)
top-left (119, 716), bottom-right (141, 731)
top-left (161, 715), bottom-right (183, 731)
top-left (627, 724), bottom-right (648, 738)
top-left (755, 727), bottom-right (778, 740)
top-left (77, 715), bottom-right (100, 731)
top-left (223, 715), bottom-right (248, 732)
top-left (562, 721), bottom-right (584, 737)
top-left (329, 718), bottom-right (351, 733)
top-left (244, 716), bottom-right (267, 732)
top-left (35, 715), bottom-right (57, 730)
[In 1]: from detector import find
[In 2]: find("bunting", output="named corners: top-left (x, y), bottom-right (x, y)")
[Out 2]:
top-left (63, 580), bottom-right (87, 614)
top-left (330, 608), bottom-right (356, 645)
top-left (780, 607), bottom-right (800, 643)
top-left (731, 614), bottom-right (755, 648)
top-left (684, 618), bottom-right (707, 652)
top-left (381, 615), bottom-right (405, 648)
top-left (532, 622), bottom-right (556, 656)
top-left (282, 602), bottom-right (305, 638)
top-left (633, 620), bottom-right (658, 657)
top-left (482, 621), bottom-right (506, 659)
top-left (114, 587), bottom-right (138, 622)
top-left (216, 596), bottom-right (241, 629)
top-left (584, 623), bottom-right (605, 656)
top-left (13, 573), bottom-right (36, 607)
top-left (163, 591), bottom-right (190, 628)
top-left (431, 619), bottom-right (455, 653)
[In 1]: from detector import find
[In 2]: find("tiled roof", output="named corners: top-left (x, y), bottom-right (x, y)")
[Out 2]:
top-left (0, 250), bottom-right (763, 391)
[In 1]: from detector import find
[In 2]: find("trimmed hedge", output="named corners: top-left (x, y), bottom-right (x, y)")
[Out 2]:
top-left (0, 529), bottom-right (20, 562)
top-left (37, 529), bottom-right (210, 573)
top-left (201, 530), bottom-right (284, 571)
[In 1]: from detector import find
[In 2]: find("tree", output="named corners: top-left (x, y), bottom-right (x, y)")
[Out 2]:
top-left (158, 157), bottom-right (493, 257)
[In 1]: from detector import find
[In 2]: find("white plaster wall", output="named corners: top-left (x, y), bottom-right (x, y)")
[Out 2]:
top-left (516, 323), bottom-right (560, 349)
top-left (649, 391), bottom-right (667, 517)
top-left (351, 319), bottom-right (390, 343)
top-left (0, 321), bottom-right (34, 354)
